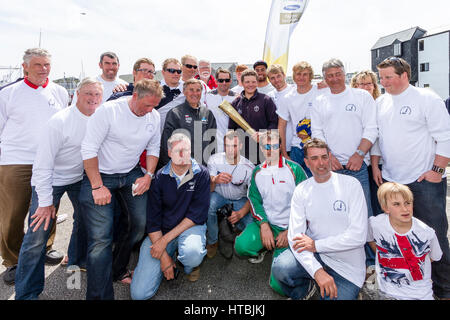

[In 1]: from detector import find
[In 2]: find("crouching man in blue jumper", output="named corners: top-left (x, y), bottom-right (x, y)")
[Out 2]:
top-left (131, 133), bottom-right (210, 300)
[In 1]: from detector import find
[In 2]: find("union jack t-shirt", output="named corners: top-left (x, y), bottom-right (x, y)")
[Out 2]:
top-left (368, 214), bottom-right (442, 300)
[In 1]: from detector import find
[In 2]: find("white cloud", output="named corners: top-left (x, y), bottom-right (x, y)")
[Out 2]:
top-left (1, 0), bottom-right (449, 80)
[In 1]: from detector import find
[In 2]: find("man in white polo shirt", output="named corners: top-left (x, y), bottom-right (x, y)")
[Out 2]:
top-left (71, 51), bottom-right (128, 105)
top-left (14, 77), bottom-right (103, 300)
top-left (311, 58), bottom-right (377, 218)
top-left (0, 48), bottom-right (69, 285)
top-left (277, 61), bottom-right (325, 177)
top-left (205, 68), bottom-right (237, 153)
top-left (79, 79), bottom-right (162, 300)
top-left (372, 57), bottom-right (450, 299)
top-left (272, 138), bottom-right (368, 300)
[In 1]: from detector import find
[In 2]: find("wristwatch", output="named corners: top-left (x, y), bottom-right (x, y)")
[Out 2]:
top-left (356, 149), bottom-right (365, 157)
top-left (431, 165), bottom-right (445, 175)
top-left (146, 171), bottom-right (155, 179)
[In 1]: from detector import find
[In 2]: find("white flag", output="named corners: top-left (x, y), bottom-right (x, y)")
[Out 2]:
top-left (263, 0), bottom-right (309, 71)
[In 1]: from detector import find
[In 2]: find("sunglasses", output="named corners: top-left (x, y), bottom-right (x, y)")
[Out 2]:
top-left (383, 57), bottom-right (406, 67)
top-left (217, 79), bottom-right (231, 83)
top-left (184, 64), bottom-right (198, 69)
top-left (230, 165), bottom-right (248, 187)
top-left (165, 68), bottom-right (182, 74)
top-left (137, 68), bottom-right (156, 75)
top-left (263, 144), bottom-right (280, 150)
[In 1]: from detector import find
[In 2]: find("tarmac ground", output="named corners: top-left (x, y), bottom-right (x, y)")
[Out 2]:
top-left (1, 171), bottom-right (450, 301)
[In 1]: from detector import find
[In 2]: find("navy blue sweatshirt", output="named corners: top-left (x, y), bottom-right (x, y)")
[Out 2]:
top-left (146, 159), bottom-right (210, 235)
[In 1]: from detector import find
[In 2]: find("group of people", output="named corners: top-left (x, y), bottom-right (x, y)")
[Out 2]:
top-left (0, 47), bottom-right (449, 301)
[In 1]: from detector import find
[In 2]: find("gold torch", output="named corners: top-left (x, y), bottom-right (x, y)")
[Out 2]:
top-left (219, 100), bottom-right (256, 137)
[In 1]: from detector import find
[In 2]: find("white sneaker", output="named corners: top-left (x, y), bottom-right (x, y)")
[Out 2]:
top-left (57, 214), bottom-right (67, 224)
top-left (248, 250), bottom-right (267, 264)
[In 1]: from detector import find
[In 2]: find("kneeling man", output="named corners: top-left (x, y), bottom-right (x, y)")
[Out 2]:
top-left (131, 133), bottom-right (210, 300)
top-left (272, 138), bottom-right (368, 300)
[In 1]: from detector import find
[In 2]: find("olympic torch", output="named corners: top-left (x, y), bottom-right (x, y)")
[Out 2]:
top-left (218, 100), bottom-right (256, 137)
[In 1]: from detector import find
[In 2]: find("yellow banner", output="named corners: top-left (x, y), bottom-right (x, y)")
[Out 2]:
top-left (263, 0), bottom-right (309, 72)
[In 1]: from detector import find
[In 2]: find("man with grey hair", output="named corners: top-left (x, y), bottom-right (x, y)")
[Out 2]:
top-left (14, 77), bottom-right (103, 299)
top-left (160, 78), bottom-right (217, 168)
top-left (311, 58), bottom-right (378, 269)
top-left (71, 51), bottom-right (128, 105)
top-left (0, 48), bottom-right (69, 285)
top-left (79, 79), bottom-right (163, 299)
top-left (131, 132), bottom-right (210, 300)
top-left (195, 59), bottom-right (218, 90)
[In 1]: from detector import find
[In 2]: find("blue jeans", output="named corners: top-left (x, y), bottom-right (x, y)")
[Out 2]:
top-left (206, 192), bottom-right (253, 245)
top-left (130, 224), bottom-right (207, 300)
top-left (15, 181), bottom-right (85, 300)
top-left (407, 177), bottom-right (450, 298)
top-left (79, 166), bottom-right (148, 300)
top-left (290, 146), bottom-right (312, 177)
top-left (336, 162), bottom-right (375, 267)
top-left (272, 249), bottom-right (360, 300)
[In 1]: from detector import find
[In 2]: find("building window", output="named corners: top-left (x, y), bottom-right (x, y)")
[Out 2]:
top-left (394, 43), bottom-right (402, 56)
top-left (420, 63), bottom-right (430, 72)
top-left (419, 40), bottom-right (424, 51)
top-left (376, 49), bottom-right (380, 58)
top-left (423, 84), bottom-right (430, 88)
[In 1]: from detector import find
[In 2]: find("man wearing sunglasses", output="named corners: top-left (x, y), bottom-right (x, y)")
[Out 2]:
top-left (372, 57), bottom-right (450, 300)
top-left (181, 55), bottom-right (209, 105)
top-left (205, 68), bottom-right (237, 153)
top-left (206, 131), bottom-right (255, 259)
top-left (235, 130), bottom-right (307, 295)
top-left (108, 57), bottom-right (156, 101)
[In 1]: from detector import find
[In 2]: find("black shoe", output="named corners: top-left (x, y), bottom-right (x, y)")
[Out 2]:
top-left (45, 249), bottom-right (64, 265)
top-left (3, 265), bottom-right (17, 285)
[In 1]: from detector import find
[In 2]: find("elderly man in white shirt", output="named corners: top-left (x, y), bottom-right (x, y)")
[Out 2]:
top-left (14, 77), bottom-right (103, 300)
top-left (79, 79), bottom-right (163, 300)
top-left (0, 48), bottom-right (69, 285)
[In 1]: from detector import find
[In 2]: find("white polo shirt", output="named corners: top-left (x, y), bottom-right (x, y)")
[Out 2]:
top-left (371, 85), bottom-right (450, 184)
top-left (81, 98), bottom-right (161, 174)
top-left (311, 86), bottom-right (378, 165)
top-left (207, 152), bottom-right (254, 200)
top-left (32, 105), bottom-right (90, 206)
top-left (71, 75), bottom-right (128, 105)
top-left (205, 90), bottom-right (237, 153)
top-left (0, 79), bottom-right (69, 165)
top-left (289, 172), bottom-right (368, 288)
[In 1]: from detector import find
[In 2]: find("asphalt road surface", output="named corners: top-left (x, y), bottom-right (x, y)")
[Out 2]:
top-left (1, 171), bottom-right (450, 301)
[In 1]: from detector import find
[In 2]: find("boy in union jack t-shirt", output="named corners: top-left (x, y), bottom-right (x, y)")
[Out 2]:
top-left (368, 182), bottom-right (442, 300)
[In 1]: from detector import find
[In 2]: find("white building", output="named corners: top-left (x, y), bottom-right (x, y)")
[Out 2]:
top-left (417, 27), bottom-right (450, 99)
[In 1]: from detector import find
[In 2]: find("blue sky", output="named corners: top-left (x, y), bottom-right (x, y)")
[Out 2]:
top-left (1, 0), bottom-right (449, 81)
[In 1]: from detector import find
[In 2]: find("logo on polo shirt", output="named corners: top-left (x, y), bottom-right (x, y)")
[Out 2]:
top-left (187, 181), bottom-right (195, 191)
top-left (333, 200), bottom-right (347, 212)
top-left (185, 115), bottom-right (192, 124)
top-left (254, 105), bottom-right (260, 112)
top-left (400, 106), bottom-right (412, 115)
top-left (345, 104), bottom-right (356, 112)
top-left (48, 98), bottom-right (56, 107)
top-left (146, 123), bottom-right (155, 133)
